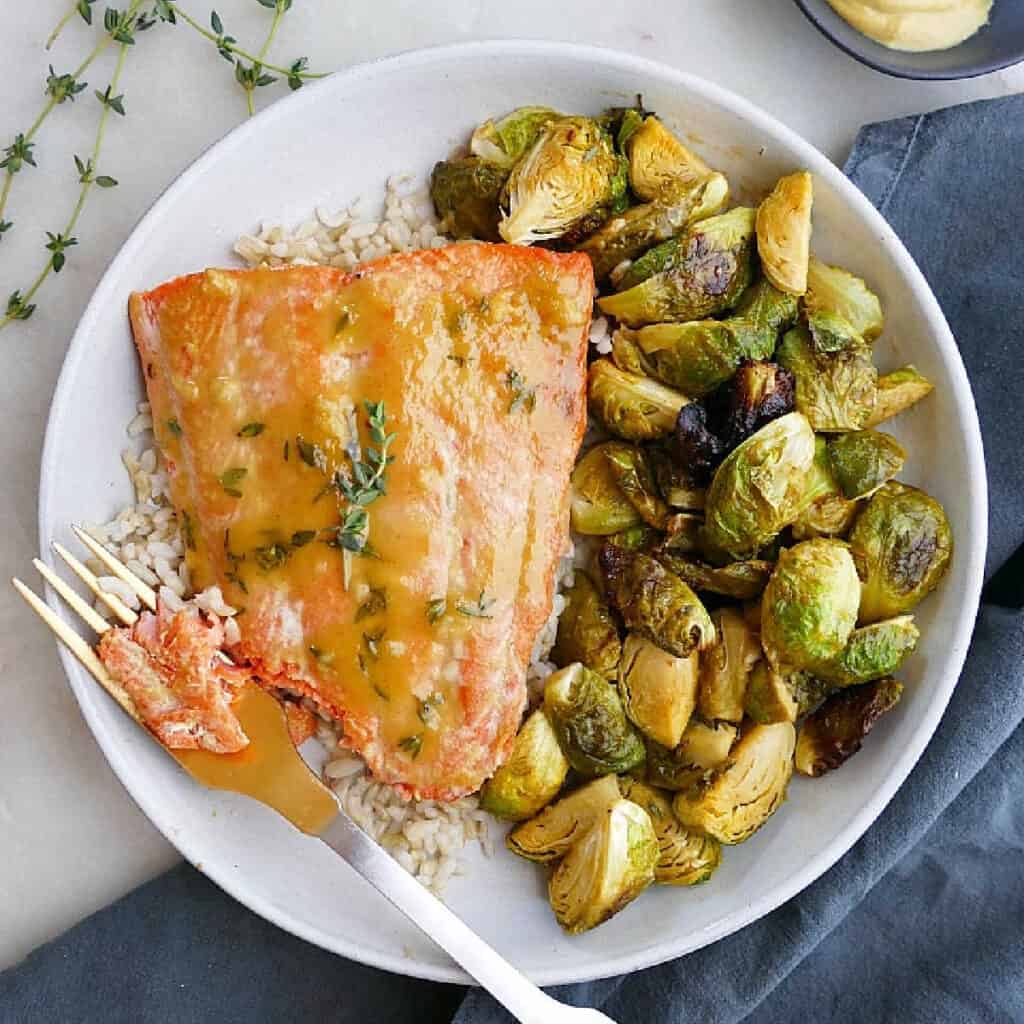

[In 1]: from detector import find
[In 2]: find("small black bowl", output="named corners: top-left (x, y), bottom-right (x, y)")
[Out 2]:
top-left (793, 1), bottom-right (1024, 79)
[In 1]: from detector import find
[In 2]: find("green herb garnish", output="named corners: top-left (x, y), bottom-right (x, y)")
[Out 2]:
top-left (253, 542), bottom-right (289, 571)
top-left (456, 591), bottom-right (495, 620)
top-left (506, 368), bottom-right (536, 414)
top-left (290, 529), bottom-right (316, 547)
top-left (355, 586), bottom-right (387, 622)
top-left (426, 597), bottom-right (447, 624)
top-left (166, 417), bottom-right (182, 437)
top-left (398, 733), bottom-right (423, 759)
top-left (219, 466), bottom-right (247, 497)
top-left (237, 421), bottom-right (265, 437)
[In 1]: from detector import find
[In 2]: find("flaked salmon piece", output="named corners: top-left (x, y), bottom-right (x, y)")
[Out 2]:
top-left (129, 243), bottom-right (594, 800)
top-left (98, 602), bottom-right (251, 754)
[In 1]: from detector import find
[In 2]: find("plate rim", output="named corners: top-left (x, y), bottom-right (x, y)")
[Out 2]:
top-left (38, 38), bottom-right (988, 986)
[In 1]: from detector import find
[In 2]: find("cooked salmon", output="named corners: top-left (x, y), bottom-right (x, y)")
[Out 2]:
top-left (129, 243), bottom-right (594, 799)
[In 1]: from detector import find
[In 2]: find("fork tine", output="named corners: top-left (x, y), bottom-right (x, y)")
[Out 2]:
top-left (33, 558), bottom-right (112, 635)
top-left (72, 525), bottom-right (158, 612)
top-left (52, 541), bottom-right (137, 627)
top-left (12, 577), bottom-right (141, 723)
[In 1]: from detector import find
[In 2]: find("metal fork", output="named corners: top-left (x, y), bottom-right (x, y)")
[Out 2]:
top-left (13, 527), bottom-right (616, 1024)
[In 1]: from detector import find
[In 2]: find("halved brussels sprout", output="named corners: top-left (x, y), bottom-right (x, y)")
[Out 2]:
top-left (506, 775), bottom-right (621, 863)
top-left (729, 278), bottom-right (802, 359)
top-left (499, 117), bottom-right (624, 245)
top-left (598, 208), bottom-right (757, 327)
top-left (791, 673), bottom-right (834, 718)
top-left (804, 257), bottom-right (884, 342)
top-left (469, 105), bottom-right (559, 169)
top-left (777, 326), bottom-right (878, 433)
top-left (548, 797), bottom-right (658, 934)
top-left (479, 709), bottom-right (569, 821)
top-left (673, 721), bottom-right (795, 844)
top-left (662, 512), bottom-right (704, 554)
top-left (670, 402), bottom-right (728, 482)
top-left (544, 664), bottom-right (646, 777)
top-left (792, 493), bottom-right (861, 541)
top-left (603, 443), bottom-right (670, 529)
top-left (552, 571), bottom-right (621, 679)
top-left (657, 554), bottom-right (773, 601)
top-left (599, 548), bottom-right (716, 658)
top-left (588, 359), bottom-right (688, 442)
top-left (610, 328), bottom-right (656, 378)
top-left (806, 309), bottom-right (862, 354)
top-left (570, 443), bottom-right (641, 535)
top-left (817, 615), bottom-right (919, 688)
top-left (620, 780), bottom-right (721, 886)
top-left (849, 482), bottom-right (953, 623)
top-left (701, 412), bottom-right (816, 561)
top-left (761, 539), bottom-right (861, 674)
top-left (827, 430), bottom-right (907, 500)
top-left (697, 607), bottom-right (762, 722)
top-left (619, 633), bottom-right (699, 748)
top-left (625, 115), bottom-right (714, 199)
top-left (715, 359), bottom-right (798, 449)
top-left (646, 718), bottom-right (738, 791)
top-left (430, 158), bottom-right (507, 241)
top-left (756, 172), bottom-right (813, 295)
top-left (743, 660), bottom-right (798, 724)
top-left (578, 173), bottom-right (730, 281)
top-left (647, 448), bottom-right (706, 510)
top-left (795, 677), bottom-right (903, 777)
top-left (865, 365), bottom-right (934, 428)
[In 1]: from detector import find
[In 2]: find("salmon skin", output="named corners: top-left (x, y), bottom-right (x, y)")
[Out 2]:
top-left (129, 243), bottom-right (594, 800)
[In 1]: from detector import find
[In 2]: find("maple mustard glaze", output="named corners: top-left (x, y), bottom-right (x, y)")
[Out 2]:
top-left (130, 246), bottom-right (594, 799)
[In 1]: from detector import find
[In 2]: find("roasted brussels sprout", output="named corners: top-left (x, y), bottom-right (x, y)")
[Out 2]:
top-left (625, 115), bottom-right (713, 199)
top-left (569, 443), bottom-right (642, 535)
top-left (548, 797), bottom-right (658, 934)
top-left (795, 677), bottom-right (903, 777)
top-left (673, 722), bottom-right (795, 844)
top-left (827, 430), bottom-right (906, 500)
top-left (790, 437), bottom-right (860, 540)
top-left (603, 443), bottom-right (670, 529)
top-left (777, 326), bottom-right (878, 433)
top-left (544, 663), bottom-right (646, 777)
top-left (506, 775), bottom-right (621, 863)
top-left (865, 365), bottom-right (935, 428)
top-left (598, 207), bottom-right (757, 327)
top-left (647, 447), bottom-right (706, 510)
top-left (599, 547), bottom-right (716, 658)
top-left (761, 539), bottom-right (861, 674)
top-left (670, 402), bottom-right (729, 481)
top-left (605, 524), bottom-right (662, 554)
top-left (711, 359), bottom-right (797, 450)
top-left (818, 615), bottom-right (919, 688)
top-left (619, 634), bottom-right (699, 748)
top-left (697, 607), bottom-right (762, 722)
top-left (479, 709), bottom-right (570, 821)
top-left (804, 256), bottom-right (884, 342)
top-left (657, 554), bottom-right (773, 601)
top-left (646, 718), bottom-right (737, 791)
top-left (806, 308), bottom-right (862, 354)
top-left (588, 359), bottom-right (688, 442)
top-left (743, 660), bottom-right (798, 724)
top-left (552, 571), bottom-right (622, 679)
top-left (700, 412), bottom-right (817, 560)
top-left (499, 117), bottom-right (625, 245)
top-left (662, 512), bottom-right (704, 554)
top-left (429, 158), bottom-right (507, 241)
top-left (579, 173), bottom-right (730, 281)
top-left (848, 482), bottom-right (953, 623)
top-left (728, 278), bottom-right (801, 358)
top-left (469, 105), bottom-right (559, 169)
top-left (620, 780), bottom-right (721, 886)
top-left (756, 172), bottom-right (813, 295)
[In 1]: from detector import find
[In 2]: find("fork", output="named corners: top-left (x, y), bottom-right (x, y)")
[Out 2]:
top-left (13, 528), bottom-right (617, 1024)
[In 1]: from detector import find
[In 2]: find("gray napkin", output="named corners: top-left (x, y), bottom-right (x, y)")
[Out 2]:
top-left (3, 94), bottom-right (1023, 1024)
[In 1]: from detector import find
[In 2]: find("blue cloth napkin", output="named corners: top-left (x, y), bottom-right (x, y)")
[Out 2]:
top-left (4, 94), bottom-right (1023, 1024)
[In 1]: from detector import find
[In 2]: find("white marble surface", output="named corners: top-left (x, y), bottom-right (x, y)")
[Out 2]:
top-left (1, 0), bottom-right (1020, 972)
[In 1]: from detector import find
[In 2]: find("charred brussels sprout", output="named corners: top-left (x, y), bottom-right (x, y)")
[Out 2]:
top-left (761, 539), bottom-right (861, 674)
top-left (804, 257), bottom-right (884, 342)
top-left (599, 547), bottom-right (716, 658)
top-left (796, 677), bottom-right (903, 777)
top-left (619, 634), bottom-right (699, 749)
top-left (756, 172), bottom-right (813, 295)
top-left (701, 412), bottom-right (817, 560)
top-left (827, 430), bottom-right (907, 500)
top-left (620, 780), bottom-right (721, 886)
top-left (625, 115), bottom-right (714, 200)
top-left (673, 722), bottom-right (795, 844)
top-left (552, 571), bottom-right (622, 679)
top-left (848, 482), bottom-right (953, 623)
top-left (544, 664), bottom-right (646, 777)
top-left (588, 359), bottom-right (688, 442)
top-left (579, 173), bottom-right (730, 281)
top-left (777, 325), bottom-right (878, 433)
top-left (818, 615), bottom-right (919, 688)
top-left (598, 208), bottom-right (757, 327)
top-left (743, 660), bottom-right (798, 724)
top-left (506, 775), bottom-right (620, 863)
top-left (499, 117), bottom-right (624, 245)
top-left (430, 158), bottom-right (507, 241)
top-left (570, 443), bottom-right (642, 535)
top-left (603, 443), bottom-right (671, 529)
top-left (646, 718), bottom-right (737, 791)
top-left (865, 365), bottom-right (935, 428)
top-left (469, 105), bottom-right (559, 169)
top-left (548, 797), bottom-right (658, 934)
top-left (648, 447), bottom-right (706, 510)
top-left (697, 607), bottom-right (762, 722)
top-left (479, 709), bottom-right (569, 821)
top-left (657, 554), bottom-right (773, 601)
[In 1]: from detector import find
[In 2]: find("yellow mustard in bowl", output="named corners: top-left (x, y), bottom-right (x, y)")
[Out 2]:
top-left (827, 0), bottom-right (993, 52)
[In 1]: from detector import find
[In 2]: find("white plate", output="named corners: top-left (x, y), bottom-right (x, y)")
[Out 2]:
top-left (39, 41), bottom-right (987, 986)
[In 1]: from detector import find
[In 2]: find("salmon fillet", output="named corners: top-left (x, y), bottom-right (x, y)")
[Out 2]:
top-left (129, 243), bottom-right (594, 799)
